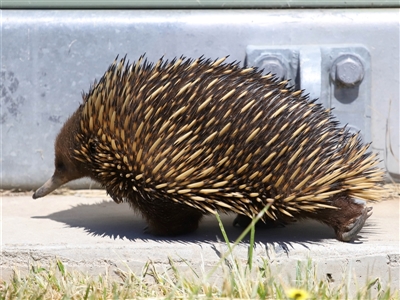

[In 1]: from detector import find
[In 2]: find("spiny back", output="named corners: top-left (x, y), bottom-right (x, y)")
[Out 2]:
top-left (73, 55), bottom-right (382, 220)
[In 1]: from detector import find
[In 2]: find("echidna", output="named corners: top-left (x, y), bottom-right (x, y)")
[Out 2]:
top-left (33, 55), bottom-right (384, 242)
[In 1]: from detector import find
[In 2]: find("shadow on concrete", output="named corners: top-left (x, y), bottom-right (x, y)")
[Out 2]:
top-left (31, 199), bottom-right (366, 249)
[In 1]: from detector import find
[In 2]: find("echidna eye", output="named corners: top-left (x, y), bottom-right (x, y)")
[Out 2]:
top-left (88, 140), bottom-right (97, 155)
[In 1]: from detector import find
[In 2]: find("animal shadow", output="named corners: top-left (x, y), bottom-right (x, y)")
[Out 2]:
top-left (32, 199), bottom-right (359, 249)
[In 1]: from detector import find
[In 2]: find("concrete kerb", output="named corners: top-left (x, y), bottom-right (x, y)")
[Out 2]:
top-left (1, 189), bottom-right (399, 294)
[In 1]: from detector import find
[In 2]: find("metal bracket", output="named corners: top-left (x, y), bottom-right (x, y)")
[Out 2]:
top-left (246, 45), bottom-right (371, 143)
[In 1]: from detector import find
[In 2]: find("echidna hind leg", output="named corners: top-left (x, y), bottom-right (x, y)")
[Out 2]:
top-left (141, 205), bottom-right (203, 236)
top-left (339, 206), bottom-right (372, 242)
top-left (316, 195), bottom-right (373, 242)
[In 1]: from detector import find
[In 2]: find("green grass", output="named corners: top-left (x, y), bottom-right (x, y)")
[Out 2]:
top-left (2, 258), bottom-right (397, 300)
top-left (1, 209), bottom-right (398, 299)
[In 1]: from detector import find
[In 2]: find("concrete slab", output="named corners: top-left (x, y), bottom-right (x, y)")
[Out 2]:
top-left (1, 189), bottom-right (399, 292)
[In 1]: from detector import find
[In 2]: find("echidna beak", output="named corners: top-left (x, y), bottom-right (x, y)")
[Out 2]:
top-left (32, 175), bottom-right (65, 199)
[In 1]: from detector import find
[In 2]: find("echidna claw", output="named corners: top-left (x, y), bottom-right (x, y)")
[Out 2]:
top-left (367, 207), bottom-right (373, 219)
top-left (339, 206), bottom-right (372, 242)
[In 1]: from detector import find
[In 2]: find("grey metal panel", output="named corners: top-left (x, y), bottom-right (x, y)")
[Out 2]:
top-left (1, 9), bottom-right (399, 189)
top-left (2, 0), bottom-right (399, 8)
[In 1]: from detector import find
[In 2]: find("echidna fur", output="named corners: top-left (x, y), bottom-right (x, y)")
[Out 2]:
top-left (33, 55), bottom-right (384, 242)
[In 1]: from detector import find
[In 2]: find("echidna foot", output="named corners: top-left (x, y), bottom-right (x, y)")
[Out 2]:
top-left (143, 211), bottom-right (203, 236)
top-left (336, 206), bottom-right (373, 242)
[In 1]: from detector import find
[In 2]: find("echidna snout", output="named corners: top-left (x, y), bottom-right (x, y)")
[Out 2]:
top-left (33, 111), bottom-right (91, 199)
top-left (33, 55), bottom-right (384, 242)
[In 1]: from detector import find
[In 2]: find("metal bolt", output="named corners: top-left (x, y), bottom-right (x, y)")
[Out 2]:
top-left (331, 55), bottom-right (364, 86)
top-left (255, 56), bottom-right (286, 80)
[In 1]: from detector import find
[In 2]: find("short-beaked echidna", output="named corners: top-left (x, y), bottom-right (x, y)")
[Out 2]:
top-left (33, 55), bottom-right (384, 242)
